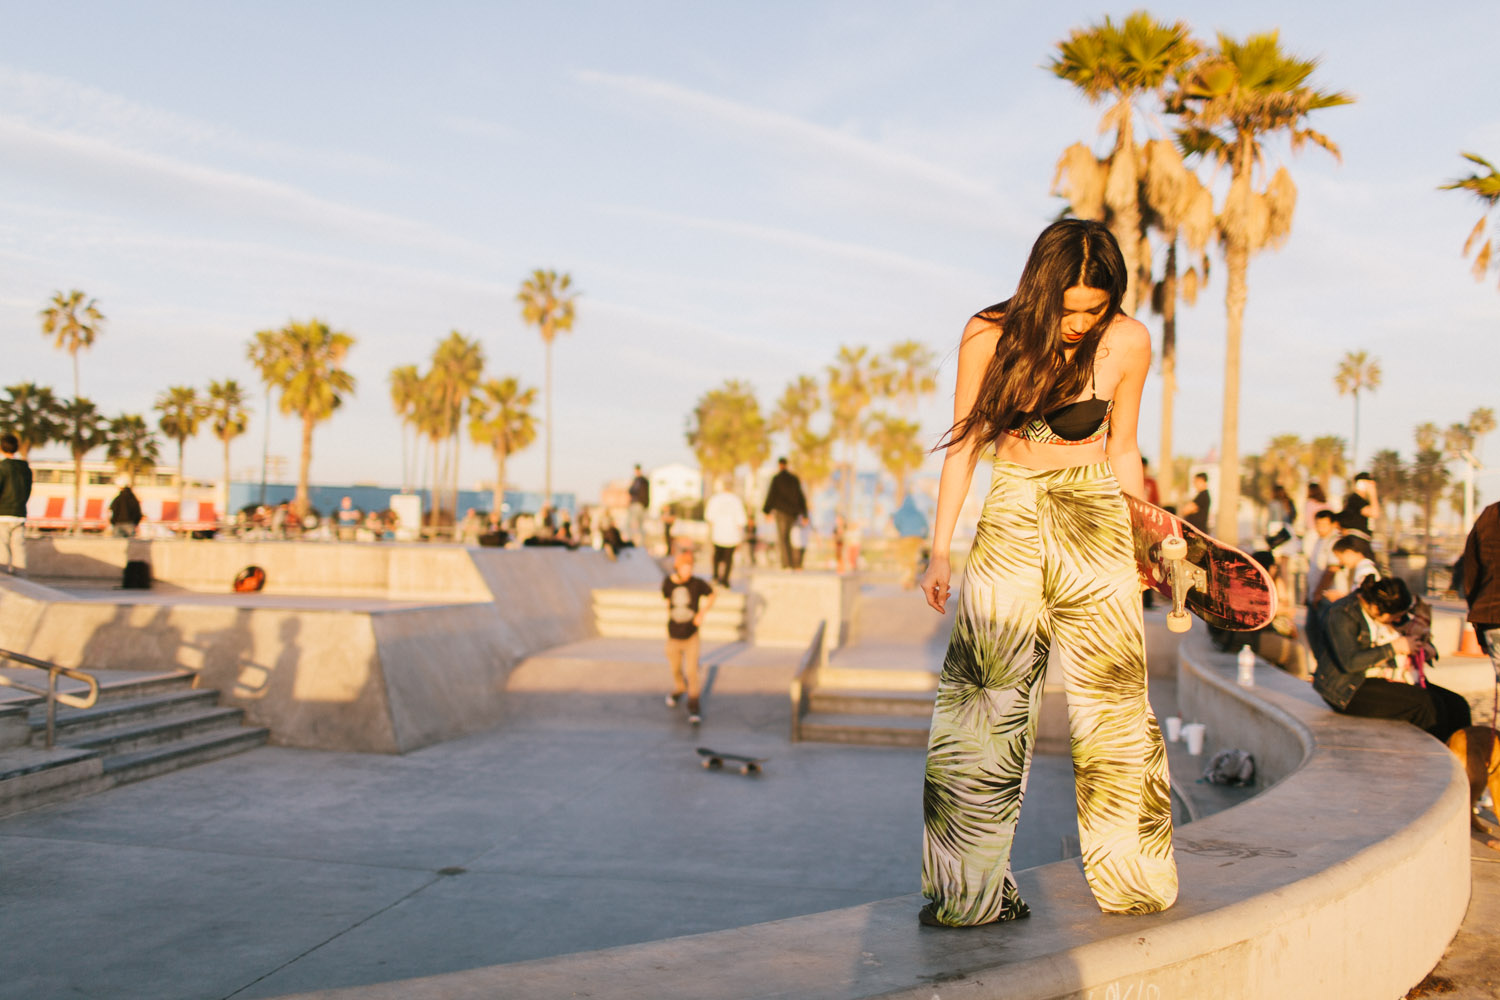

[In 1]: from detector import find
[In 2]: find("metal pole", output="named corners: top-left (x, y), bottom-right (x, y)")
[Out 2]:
top-left (259, 385), bottom-right (271, 507)
top-left (46, 668), bottom-right (57, 749)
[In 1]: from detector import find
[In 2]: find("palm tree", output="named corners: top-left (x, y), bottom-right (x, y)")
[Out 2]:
top-left (516, 269), bottom-right (579, 506)
top-left (0, 383), bottom-right (65, 457)
top-left (1439, 152), bottom-right (1500, 285)
top-left (883, 341), bottom-right (940, 410)
top-left (1333, 350), bottom-right (1381, 470)
top-left (1305, 435), bottom-right (1348, 492)
top-left (1414, 422), bottom-right (1441, 453)
top-left (106, 414), bottom-right (160, 486)
top-left (469, 377), bottom-right (538, 519)
top-left (206, 380), bottom-right (251, 523)
top-left (686, 380), bottom-right (771, 487)
top-left (1368, 448), bottom-right (1406, 548)
top-left (867, 413), bottom-right (925, 506)
top-left (1173, 30), bottom-right (1353, 539)
top-left (1469, 406), bottom-right (1496, 464)
top-left (1259, 433), bottom-right (1305, 498)
top-left (59, 398), bottom-right (107, 530)
top-left (388, 364), bottom-right (425, 494)
top-left (429, 332), bottom-right (485, 522)
top-left (826, 345), bottom-right (886, 517)
top-left (1051, 12), bottom-right (1199, 314)
top-left (1141, 138), bottom-right (1215, 502)
top-left (39, 290), bottom-right (105, 402)
top-left (1409, 445), bottom-right (1451, 563)
top-left (155, 386), bottom-right (206, 519)
top-left (247, 320), bottom-right (356, 519)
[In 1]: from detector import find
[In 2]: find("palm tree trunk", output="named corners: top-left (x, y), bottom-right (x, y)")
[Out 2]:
top-left (493, 449), bottom-right (507, 522)
top-left (296, 412), bottom-right (313, 520)
top-left (1106, 105), bottom-right (1143, 315)
top-left (177, 438), bottom-right (186, 527)
top-left (1218, 235), bottom-right (1249, 543)
top-left (1351, 393), bottom-right (1360, 472)
top-left (1158, 240), bottom-right (1178, 504)
top-left (221, 434), bottom-right (231, 527)
top-left (544, 337), bottom-right (554, 508)
top-left (430, 434), bottom-right (443, 527)
top-left (72, 448), bottom-right (84, 535)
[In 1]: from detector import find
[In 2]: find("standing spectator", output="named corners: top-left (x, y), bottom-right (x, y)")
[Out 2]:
top-left (337, 496), bottom-right (360, 541)
top-left (744, 517), bottom-right (760, 567)
top-left (1181, 472), bottom-right (1211, 533)
top-left (1337, 472), bottom-right (1380, 536)
top-left (1460, 501), bottom-right (1500, 676)
top-left (0, 433), bottom-right (31, 573)
top-left (1304, 509), bottom-right (1341, 607)
top-left (627, 464), bottom-right (650, 545)
top-left (1140, 457), bottom-right (1161, 507)
top-left (457, 507), bottom-right (484, 544)
top-left (704, 479), bottom-right (748, 587)
top-left (108, 479), bottom-right (143, 539)
top-left (270, 502), bottom-right (289, 538)
top-left (662, 545), bottom-right (714, 725)
top-left (1303, 482), bottom-right (1331, 536)
top-left (660, 507), bottom-right (676, 555)
top-left (762, 457), bottom-right (808, 569)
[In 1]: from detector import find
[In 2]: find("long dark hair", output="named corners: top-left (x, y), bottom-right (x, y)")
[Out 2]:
top-left (939, 219), bottom-right (1126, 452)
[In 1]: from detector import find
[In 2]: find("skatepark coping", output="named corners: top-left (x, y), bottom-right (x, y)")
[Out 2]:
top-left (266, 629), bottom-right (1472, 1000)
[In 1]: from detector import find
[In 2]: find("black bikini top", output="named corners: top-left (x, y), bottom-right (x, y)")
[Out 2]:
top-left (1003, 371), bottom-right (1112, 446)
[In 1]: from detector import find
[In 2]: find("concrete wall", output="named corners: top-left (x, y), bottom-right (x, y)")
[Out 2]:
top-left (0, 545), bottom-right (661, 753)
top-left (747, 569), bottom-right (859, 659)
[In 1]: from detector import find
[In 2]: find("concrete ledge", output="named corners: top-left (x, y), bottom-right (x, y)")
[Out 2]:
top-left (270, 630), bottom-right (1472, 1000)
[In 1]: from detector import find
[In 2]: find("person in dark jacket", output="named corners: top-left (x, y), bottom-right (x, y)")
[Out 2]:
top-left (626, 464), bottom-right (650, 546)
top-left (109, 481), bottom-right (144, 538)
top-left (1312, 575), bottom-right (1470, 742)
top-left (0, 433), bottom-right (30, 573)
top-left (1460, 500), bottom-right (1500, 674)
top-left (761, 457), bottom-right (808, 569)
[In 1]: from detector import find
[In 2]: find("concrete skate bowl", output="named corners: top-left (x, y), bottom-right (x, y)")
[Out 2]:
top-left (2, 540), bottom-right (661, 753)
top-left (267, 629), bottom-right (1471, 1000)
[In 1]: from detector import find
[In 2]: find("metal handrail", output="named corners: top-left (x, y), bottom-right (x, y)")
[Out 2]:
top-left (0, 648), bottom-right (100, 748)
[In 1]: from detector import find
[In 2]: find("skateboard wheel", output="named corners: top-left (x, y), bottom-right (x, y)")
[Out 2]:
top-left (1167, 611), bottom-right (1192, 633)
top-left (705, 757), bottom-right (723, 769)
top-left (1161, 536), bottom-right (1187, 560)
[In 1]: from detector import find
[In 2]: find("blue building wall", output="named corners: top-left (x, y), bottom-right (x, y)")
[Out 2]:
top-left (228, 483), bottom-right (575, 518)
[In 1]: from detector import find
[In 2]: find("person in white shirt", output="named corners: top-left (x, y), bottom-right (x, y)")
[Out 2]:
top-left (704, 480), bottom-right (749, 587)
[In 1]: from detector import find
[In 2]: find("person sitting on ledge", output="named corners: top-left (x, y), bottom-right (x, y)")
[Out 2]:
top-left (1311, 575), bottom-right (1470, 743)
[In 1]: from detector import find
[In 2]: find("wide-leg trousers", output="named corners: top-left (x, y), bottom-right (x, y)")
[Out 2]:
top-left (921, 460), bottom-right (1177, 925)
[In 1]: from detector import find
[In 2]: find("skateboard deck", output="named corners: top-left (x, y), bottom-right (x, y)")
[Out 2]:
top-left (1125, 495), bottom-right (1276, 634)
top-left (697, 747), bottom-right (766, 775)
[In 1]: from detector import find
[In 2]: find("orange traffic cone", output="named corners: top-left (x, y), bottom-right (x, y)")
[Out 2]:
top-left (1458, 623), bottom-right (1486, 657)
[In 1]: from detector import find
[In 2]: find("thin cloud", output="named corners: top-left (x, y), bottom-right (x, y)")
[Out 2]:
top-left (596, 204), bottom-right (983, 281)
top-left (441, 114), bottom-right (522, 143)
top-left (0, 64), bottom-right (394, 176)
top-left (0, 114), bottom-right (488, 255)
top-left (576, 69), bottom-right (1024, 226)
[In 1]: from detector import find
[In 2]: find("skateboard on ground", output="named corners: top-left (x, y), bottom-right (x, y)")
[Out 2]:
top-left (697, 747), bottom-right (766, 776)
top-left (1125, 495), bottom-right (1277, 634)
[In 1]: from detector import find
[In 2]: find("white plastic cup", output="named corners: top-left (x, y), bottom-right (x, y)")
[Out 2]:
top-left (1164, 716), bottom-right (1182, 742)
top-left (1182, 723), bottom-right (1206, 756)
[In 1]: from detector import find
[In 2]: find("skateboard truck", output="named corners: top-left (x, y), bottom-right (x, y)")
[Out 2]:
top-left (1161, 535), bottom-right (1192, 634)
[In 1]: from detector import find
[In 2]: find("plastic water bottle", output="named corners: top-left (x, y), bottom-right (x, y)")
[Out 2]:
top-left (1237, 645), bottom-right (1256, 687)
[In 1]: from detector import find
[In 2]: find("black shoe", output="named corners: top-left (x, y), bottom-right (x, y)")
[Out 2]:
top-left (687, 697), bottom-right (701, 724)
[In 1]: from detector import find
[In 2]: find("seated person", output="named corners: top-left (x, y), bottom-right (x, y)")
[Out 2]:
top-left (522, 524), bottom-right (576, 549)
top-left (1311, 576), bottom-right (1470, 743)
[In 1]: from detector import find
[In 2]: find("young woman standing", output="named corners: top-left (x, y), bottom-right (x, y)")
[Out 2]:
top-left (918, 219), bottom-right (1177, 927)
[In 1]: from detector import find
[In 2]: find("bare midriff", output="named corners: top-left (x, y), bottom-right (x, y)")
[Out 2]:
top-left (993, 434), bottom-right (1110, 471)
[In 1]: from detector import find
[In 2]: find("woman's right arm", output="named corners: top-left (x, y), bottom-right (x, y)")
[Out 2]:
top-left (920, 317), bottom-right (997, 613)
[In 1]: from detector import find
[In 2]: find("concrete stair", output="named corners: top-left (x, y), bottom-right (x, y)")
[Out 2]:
top-left (794, 664), bottom-right (936, 748)
top-left (592, 587), bottom-right (747, 642)
top-left (0, 670), bottom-right (269, 818)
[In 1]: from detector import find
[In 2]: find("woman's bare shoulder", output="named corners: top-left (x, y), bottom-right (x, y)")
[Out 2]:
top-left (1105, 315), bottom-right (1152, 357)
top-left (961, 312), bottom-right (1002, 348)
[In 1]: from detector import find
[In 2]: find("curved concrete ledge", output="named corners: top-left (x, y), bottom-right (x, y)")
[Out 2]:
top-left (273, 631), bottom-right (1472, 1000)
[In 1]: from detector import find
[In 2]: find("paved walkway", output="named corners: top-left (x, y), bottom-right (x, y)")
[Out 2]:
top-left (3, 588), bottom-right (1497, 999)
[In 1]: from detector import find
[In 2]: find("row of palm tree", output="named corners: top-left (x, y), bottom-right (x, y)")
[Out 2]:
top-left (684, 340), bottom-right (939, 518)
top-left (1049, 14), bottom-right (1352, 531)
top-left (389, 334), bottom-right (539, 525)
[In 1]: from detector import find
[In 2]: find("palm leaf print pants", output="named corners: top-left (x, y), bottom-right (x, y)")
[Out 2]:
top-left (922, 459), bottom-right (1177, 925)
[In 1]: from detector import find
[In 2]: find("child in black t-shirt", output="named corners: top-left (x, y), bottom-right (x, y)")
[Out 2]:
top-left (662, 546), bottom-right (715, 724)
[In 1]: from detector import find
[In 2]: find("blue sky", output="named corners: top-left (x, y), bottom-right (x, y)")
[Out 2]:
top-left (3, 1), bottom-right (1497, 500)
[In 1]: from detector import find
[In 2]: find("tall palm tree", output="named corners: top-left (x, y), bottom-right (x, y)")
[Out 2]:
top-left (686, 380), bottom-right (770, 485)
top-left (39, 290), bottom-right (105, 403)
top-left (1468, 406), bottom-right (1496, 464)
top-left (106, 414), bottom-right (160, 486)
top-left (206, 380), bottom-right (251, 523)
top-left (516, 269), bottom-right (579, 506)
top-left (1259, 433), bottom-right (1305, 498)
top-left (883, 341), bottom-right (939, 410)
top-left (1141, 138), bottom-right (1215, 503)
top-left (1051, 12), bottom-right (1198, 314)
top-left (388, 364), bottom-right (425, 494)
top-left (429, 332), bottom-right (485, 522)
top-left (1414, 422), bottom-right (1441, 453)
top-left (469, 377), bottom-right (538, 519)
top-left (247, 320), bottom-right (357, 519)
top-left (0, 382), bottom-right (65, 458)
top-left (155, 386), bottom-right (206, 519)
top-left (1305, 435), bottom-right (1347, 496)
top-left (867, 413), bottom-right (925, 506)
top-left (1173, 30), bottom-right (1353, 539)
top-left (59, 398), bottom-right (107, 530)
top-left (1333, 350), bottom-right (1381, 470)
top-left (1439, 152), bottom-right (1500, 285)
top-left (826, 345), bottom-right (886, 517)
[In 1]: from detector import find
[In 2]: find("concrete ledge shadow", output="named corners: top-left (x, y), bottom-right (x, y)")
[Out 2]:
top-left (269, 631), bottom-right (1472, 1000)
